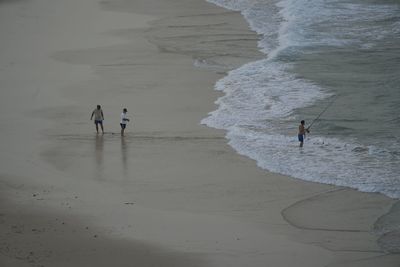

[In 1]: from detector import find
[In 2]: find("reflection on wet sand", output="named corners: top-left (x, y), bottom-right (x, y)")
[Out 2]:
top-left (94, 134), bottom-right (104, 180)
top-left (121, 136), bottom-right (128, 177)
top-left (91, 133), bottom-right (130, 180)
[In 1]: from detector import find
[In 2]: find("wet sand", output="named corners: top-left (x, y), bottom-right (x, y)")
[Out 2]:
top-left (0, 0), bottom-right (399, 266)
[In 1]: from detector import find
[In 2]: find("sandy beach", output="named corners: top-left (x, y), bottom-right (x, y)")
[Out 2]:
top-left (0, 0), bottom-right (399, 266)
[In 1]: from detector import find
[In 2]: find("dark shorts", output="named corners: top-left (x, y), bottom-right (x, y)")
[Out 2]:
top-left (120, 123), bottom-right (126, 129)
top-left (298, 134), bottom-right (304, 142)
top-left (95, 120), bottom-right (103, 125)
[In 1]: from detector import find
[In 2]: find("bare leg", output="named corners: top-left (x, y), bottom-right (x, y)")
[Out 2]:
top-left (100, 123), bottom-right (104, 134)
top-left (95, 124), bottom-right (99, 134)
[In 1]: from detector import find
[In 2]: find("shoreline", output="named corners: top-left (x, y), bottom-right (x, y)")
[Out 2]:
top-left (0, 0), bottom-right (399, 266)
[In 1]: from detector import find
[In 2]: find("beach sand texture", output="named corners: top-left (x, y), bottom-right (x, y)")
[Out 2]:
top-left (0, 0), bottom-right (399, 266)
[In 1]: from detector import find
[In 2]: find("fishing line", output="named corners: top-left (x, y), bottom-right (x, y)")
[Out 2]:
top-left (308, 95), bottom-right (338, 130)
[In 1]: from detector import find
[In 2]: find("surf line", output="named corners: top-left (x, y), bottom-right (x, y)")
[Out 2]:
top-left (308, 95), bottom-right (338, 130)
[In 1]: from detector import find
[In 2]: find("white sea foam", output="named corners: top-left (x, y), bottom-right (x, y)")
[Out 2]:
top-left (204, 0), bottom-right (400, 198)
top-left (202, 60), bottom-right (328, 129)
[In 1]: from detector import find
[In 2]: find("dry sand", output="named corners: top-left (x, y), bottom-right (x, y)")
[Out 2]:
top-left (0, 0), bottom-right (399, 266)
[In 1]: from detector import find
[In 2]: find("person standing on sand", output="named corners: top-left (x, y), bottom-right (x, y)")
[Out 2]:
top-left (120, 108), bottom-right (130, 136)
top-left (298, 120), bottom-right (310, 147)
top-left (90, 105), bottom-right (104, 134)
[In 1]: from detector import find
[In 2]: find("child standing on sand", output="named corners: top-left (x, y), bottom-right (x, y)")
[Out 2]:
top-left (120, 108), bottom-right (130, 136)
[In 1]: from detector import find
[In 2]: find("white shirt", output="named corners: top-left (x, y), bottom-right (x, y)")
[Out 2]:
top-left (120, 112), bottom-right (129, 124)
top-left (92, 109), bottom-right (103, 121)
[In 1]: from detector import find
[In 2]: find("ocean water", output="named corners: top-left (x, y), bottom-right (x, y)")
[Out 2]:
top-left (202, 0), bottom-right (400, 198)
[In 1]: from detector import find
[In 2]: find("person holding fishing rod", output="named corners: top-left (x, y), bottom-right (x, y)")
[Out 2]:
top-left (298, 95), bottom-right (338, 147)
top-left (298, 120), bottom-right (310, 147)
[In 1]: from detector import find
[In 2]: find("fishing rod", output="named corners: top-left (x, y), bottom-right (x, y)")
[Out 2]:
top-left (308, 95), bottom-right (338, 130)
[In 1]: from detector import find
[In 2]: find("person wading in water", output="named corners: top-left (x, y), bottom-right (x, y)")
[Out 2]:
top-left (298, 120), bottom-right (310, 147)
